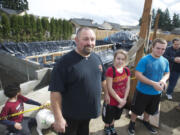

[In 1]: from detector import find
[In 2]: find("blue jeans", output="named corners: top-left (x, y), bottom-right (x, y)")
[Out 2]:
top-left (7, 117), bottom-right (36, 135)
top-left (166, 71), bottom-right (180, 95)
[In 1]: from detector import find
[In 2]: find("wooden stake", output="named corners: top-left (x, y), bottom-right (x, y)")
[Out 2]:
top-left (152, 13), bottom-right (160, 40)
top-left (128, 0), bottom-right (153, 105)
top-left (127, 0), bottom-right (161, 127)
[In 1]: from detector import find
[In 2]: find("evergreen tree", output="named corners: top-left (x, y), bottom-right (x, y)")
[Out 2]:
top-left (141, 8), bottom-right (180, 31)
top-left (172, 13), bottom-right (180, 29)
top-left (2, 0), bottom-right (28, 11)
top-left (50, 18), bottom-right (56, 40)
top-left (19, 0), bottom-right (28, 10)
top-left (41, 17), bottom-right (50, 32)
top-left (29, 15), bottom-right (37, 41)
top-left (63, 20), bottom-right (68, 40)
top-left (41, 17), bottom-right (50, 40)
top-left (1, 13), bottom-right (10, 39)
top-left (68, 22), bottom-right (73, 39)
top-left (0, 15), bottom-right (2, 40)
top-left (17, 16), bottom-right (24, 41)
top-left (23, 14), bottom-right (31, 39)
top-left (11, 0), bottom-right (17, 9)
top-left (156, 8), bottom-right (164, 30)
top-left (36, 18), bottom-right (43, 40)
top-left (29, 15), bottom-right (36, 32)
top-left (163, 8), bottom-right (172, 31)
top-left (10, 14), bottom-right (18, 37)
top-left (58, 19), bottom-right (63, 40)
top-left (54, 19), bottom-right (59, 40)
top-left (36, 18), bottom-right (43, 33)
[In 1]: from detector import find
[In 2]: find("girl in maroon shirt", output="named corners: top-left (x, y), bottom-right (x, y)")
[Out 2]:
top-left (103, 49), bottom-right (130, 135)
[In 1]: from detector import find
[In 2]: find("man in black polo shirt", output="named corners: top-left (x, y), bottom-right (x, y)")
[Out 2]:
top-left (49, 27), bottom-right (109, 135)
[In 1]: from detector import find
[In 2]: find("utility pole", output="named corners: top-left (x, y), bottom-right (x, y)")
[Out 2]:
top-left (128, 0), bottom-right (153, 104)
top-left (152, 13), bottom-right (160, 40)
top-left (128, 0), bottom-right (160, 127)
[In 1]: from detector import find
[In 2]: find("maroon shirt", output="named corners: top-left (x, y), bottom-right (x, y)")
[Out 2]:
top-left (0, 95), bottom-right (28, 122)
top-left (106, 67), bottom-right (130, 106)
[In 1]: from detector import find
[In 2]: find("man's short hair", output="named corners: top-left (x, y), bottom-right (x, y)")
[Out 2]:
top-left (4, 83), bottom-right (20, 98)
top-left (76, 27), bottom-right (94, 38)
top-left (152, 38), bottom-right (167, 47)
top-left (172, 38), bottom-right (180, 43)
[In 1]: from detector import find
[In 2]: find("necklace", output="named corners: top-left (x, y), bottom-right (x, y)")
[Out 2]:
top-left (116, 67), bottom-right (123, 73)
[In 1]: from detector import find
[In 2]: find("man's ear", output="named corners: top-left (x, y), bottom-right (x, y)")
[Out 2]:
top-left (75, 36), bottom-right (78, 43)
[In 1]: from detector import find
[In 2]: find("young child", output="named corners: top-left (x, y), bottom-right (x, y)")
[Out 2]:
top-left (102, 49), bottom-right (131, 135)
top-left (0, 83), bottom-right (42, 135)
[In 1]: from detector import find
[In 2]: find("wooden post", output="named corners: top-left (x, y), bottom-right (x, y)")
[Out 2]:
top-left (127, 0), bottom-right (161, 127)
top-left (144, 14), bottom-right (152, 53)
top-left (149, 13), bottom-right (160, 53)
top-left (128, 0), bottom-right (153, 105)
top-left (152, 13), bottom-right (160, 41)
top-left (128, 0), bottom-right (153, 102)
top-left (43, 56), bottom-right (46, 64)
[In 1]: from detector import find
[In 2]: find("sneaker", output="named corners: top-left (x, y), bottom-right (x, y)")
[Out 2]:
top-left (128, 121), bottom-right (135, 135)
top-left (8, 133), bottom-right (17, 135)
top-left (143, 121), bottom-right (157, 134)
top-left (166, 94), bottom-right (172, 100)
top-left (104, 126), bottom-right (111, 135)
top-left (110, 125), bottom-right (117, 135)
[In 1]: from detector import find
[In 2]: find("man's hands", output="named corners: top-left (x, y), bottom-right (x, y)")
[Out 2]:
top-left (14, 122), bottom-right (22, 130)
top-left (152, 81), bottom-right (166, 91)
top-left (174, 57), bottom-right (180, 63)
top-left (53, 117), bottom-right (68, 133)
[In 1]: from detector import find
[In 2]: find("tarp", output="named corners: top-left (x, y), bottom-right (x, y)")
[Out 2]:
top-left (0, 40), bottom-right (75, 58)
top-left (0, 40), bottom-right (112, 57)
top-left (0, 40), bottom-right (114, 67)
top-left (104, 31), bottom-right (138, 50)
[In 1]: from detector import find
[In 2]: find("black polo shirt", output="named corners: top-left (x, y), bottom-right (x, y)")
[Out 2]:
top-left (49, 50), bottom-right (105, 120)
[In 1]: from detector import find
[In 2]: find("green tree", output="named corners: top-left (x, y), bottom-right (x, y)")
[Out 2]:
top-left (10, 14), bottom-right (19, 41)
top-left (19, 0), bottom-right (29, 10)
top-left (172, 13), bottom-right (180, 29)
top-left (17, 16), bottom-right (24, 41)
top-left (68, 22), bottom-right (73, 39)
top-left (36, 18), bottom-right (43, 40)
top-left (1, 13), bottom-right (10, 39)
top-left (63, 20), bottom-right (69, 39)
top-left (41, 17), bottom-right (50, 40)
top-left (29, 15), bottom-right (37, 41)
top-left (151, 9), bottom-right (156, 28)
top-left (23, 14), bottom-right (31, 41)
top-left (2, 0), bottom-right (28, 11)
top-left (0, 17), bottom-right (2, 40)
top-left (41, 17), bottom-right (49, 31)
top-left (156, 8), bottom-right (164, 30)
top-left (163, 8), bottom-right (172, 31)
top-left (57, 19), bottom-right (63, 40)
top-left (54, 19), bottom-right (59, 40)
top-left (50, 18), bottom-right (56, 40)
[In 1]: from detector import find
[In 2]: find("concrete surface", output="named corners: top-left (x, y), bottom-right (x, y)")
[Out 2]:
top-left (1, 85), bottom-right (180, 135)
top-left (0, 52), bottom-right (41, 80)
top-left (0, 67), bottom-right (51, 106)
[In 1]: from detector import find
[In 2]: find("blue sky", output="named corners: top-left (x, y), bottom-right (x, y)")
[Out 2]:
top-left (28, 0), bottom-right (180, 26)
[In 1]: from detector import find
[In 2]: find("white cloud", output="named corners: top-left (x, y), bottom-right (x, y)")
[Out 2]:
top-left (28, 0), bottom-right (180, 26)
